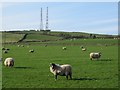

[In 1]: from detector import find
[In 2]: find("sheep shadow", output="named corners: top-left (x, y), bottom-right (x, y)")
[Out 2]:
top-left (14, 67), bottom-right (33, 69)
top-left (72, 77), bottom-right (97, 81)
top-left (96, 59), bottom-right (112, 61)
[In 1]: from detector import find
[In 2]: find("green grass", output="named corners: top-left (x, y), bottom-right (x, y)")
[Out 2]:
top-left (2, 32), bottom-right (25, 43)
top-left (2, 39), bottom-right (118, 88)
top-left (23, 33), bottom-right (63, 42)
top-left (25, 38), bottom-right (118, 46)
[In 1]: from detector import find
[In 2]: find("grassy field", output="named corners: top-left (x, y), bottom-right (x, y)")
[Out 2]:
top-left (2, 38), bottom-right (118, 88)
top-left (23, 33), bottom-right (63, 42)
top-left (2, 32), bottom-right (25, 43)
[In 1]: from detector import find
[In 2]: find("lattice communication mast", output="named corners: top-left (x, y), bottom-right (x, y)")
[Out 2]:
top-left (45, 7), bottom-right (49, 30)
top-left (40, 8), bottom-right (43, 30)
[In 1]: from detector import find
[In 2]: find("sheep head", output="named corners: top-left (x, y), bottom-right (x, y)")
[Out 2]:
top-left (50, 63), bottom-right (56, 71)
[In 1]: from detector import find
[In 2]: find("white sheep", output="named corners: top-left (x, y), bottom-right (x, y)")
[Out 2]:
top-left (29, 49), bottom-right (34, 53)
top-left (50, 63), bottom-right (72, 80)
top-left (62, 47), bottom-right (67, 50)
top-left (18, 45), bottom-right (20, 47)
top-left (90, 52), bottom-right (101, 60)
top-left (82, 48), bottom-right (86, 51)
top-left (4, 57), bottom-right (14, 67)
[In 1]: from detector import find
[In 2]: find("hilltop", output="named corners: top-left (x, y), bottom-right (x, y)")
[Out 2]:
top-left (1, 30), bottom-right (119, 44)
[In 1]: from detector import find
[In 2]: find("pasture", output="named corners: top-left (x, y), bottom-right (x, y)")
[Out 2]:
top-left (2, 32), bottom-right (25, 43)
top-left (2, 39), bottom-right (118, 88)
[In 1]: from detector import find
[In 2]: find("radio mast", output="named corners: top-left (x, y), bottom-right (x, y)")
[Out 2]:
top-left (40, 8), bottom-right (43, 30)
top-left (45, 7), bottom-right (49, 30)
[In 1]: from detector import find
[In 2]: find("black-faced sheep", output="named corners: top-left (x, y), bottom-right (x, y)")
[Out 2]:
top-left (90, 52), bottom-right (101, 60)
top-left (50, 63), bottom-right (72, 80)
top-left (4, 57), bottom-right (14, 67)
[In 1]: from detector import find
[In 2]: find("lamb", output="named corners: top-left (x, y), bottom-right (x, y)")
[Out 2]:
top-left (50, 63), bottom-right (72, 80)
top-left (4, 57), bottom-right (14, 67)
top-left (90, 52), bottom-right (101, 60)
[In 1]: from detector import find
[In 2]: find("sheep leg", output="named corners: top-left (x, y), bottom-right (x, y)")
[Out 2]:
top-left (69, 74), bottom-right (72, 80)
top-left (66, 75), bottom-right (68, 80)
top-left (55, 75), bottom-right (57, 80)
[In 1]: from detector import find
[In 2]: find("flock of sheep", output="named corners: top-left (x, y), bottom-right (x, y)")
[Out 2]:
top-left (2, 45), bottom-right (102, 80)
top-left (50, 46), bottom-right (101, 80)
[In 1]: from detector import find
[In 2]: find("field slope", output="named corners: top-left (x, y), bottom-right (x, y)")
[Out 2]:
top-left (1, 31), bottom-right (119, 88)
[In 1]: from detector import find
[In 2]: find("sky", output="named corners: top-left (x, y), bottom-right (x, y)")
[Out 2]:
top-left (0, 1), bottom-right (118, 35)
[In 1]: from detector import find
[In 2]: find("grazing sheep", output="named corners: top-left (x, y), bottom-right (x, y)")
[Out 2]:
top-left (4, 57), bottom-right (14, 67)
top-left (18, 45), bottom-right (20, 47)
top-left (82, 48), bottom-right (86, 51)
top-left (62, 47), bottom-right (67, 50)
top-left (50, 63), bottom-right (72, 80)
top-left (90, 52), bottom-right (101, 60)
top-left (29, 49), bottom-right (34, 53)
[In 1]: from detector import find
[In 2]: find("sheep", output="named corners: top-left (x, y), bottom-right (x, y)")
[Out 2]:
top-left (29, 49), bottom-right (34, 53)
top-left (90, 52), bottom-right (101, 60)
top-left (4, 57), bottom-right (14, 67)
top-left (18, 45), bottom-right (20, 47)
top-left (62, 47), bottom-right (67, 50)
top-left (82, 48), bottom-right (86, 51)
top-left (50, 63), bottom-right (72, 80)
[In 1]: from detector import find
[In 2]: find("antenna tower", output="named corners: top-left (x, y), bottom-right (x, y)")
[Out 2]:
top-left (40, 8), bottom-right (43, 30)
top-left (45, 7), bottom-right (49, 30)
